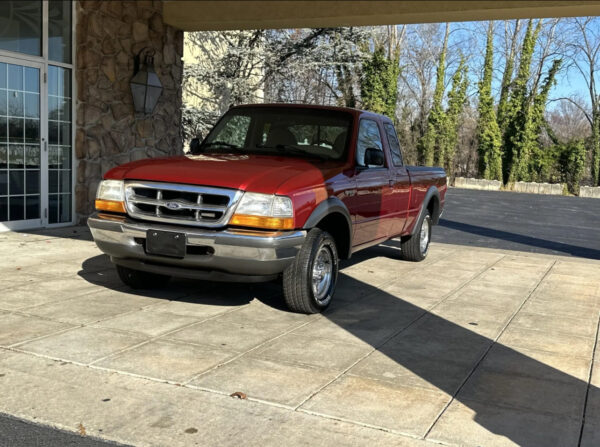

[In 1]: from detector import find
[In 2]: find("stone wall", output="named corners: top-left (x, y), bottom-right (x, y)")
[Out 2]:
top-left (75, 1), bottom-right (183, 220)
top-left (580, 186), bottom-right (600, 199)
top-left (453, 177), bottom-right (502, 191)
top-left (453, 178), bottom-right (566, 195)
top-left (512, 181), bottom-right (564, 195)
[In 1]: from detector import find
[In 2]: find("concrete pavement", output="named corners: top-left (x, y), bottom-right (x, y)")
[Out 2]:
top-left (0, 225), bottom-right (599, 446)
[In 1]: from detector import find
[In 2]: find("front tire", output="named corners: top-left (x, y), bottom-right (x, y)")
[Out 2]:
top-left (116, 265), bottom-right (171, 289)
top-left (283, 228), bottom-right (339, 314)
top-left (400, 211), bottom-right (432, 262)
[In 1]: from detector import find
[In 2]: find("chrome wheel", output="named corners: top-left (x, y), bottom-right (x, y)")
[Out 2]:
top-left (311, 245), bottom-right (333, 304)
top-left (420, 216), bottom-right (431, 254)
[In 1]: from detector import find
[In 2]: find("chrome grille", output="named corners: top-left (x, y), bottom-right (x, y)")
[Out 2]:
top-left (124, 181), bottom-right (242, 227)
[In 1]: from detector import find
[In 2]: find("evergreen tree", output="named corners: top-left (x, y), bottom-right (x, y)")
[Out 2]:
top-left (360, 45), bottom-right (400, 118)
top-left (477, 22), bottom-right (503, 181)
top-left (438, 57), bottom-right (469, 174)
top-left (419, 23), bottom-right (450, 166)
top-left (503, 19), bottom-right (542, 182)
top-left (520, 59), bottom-right (563, 181)
top-left (504, 20), bottom-right (562, 182)
top-left (497, 20), bottom-right (521, 132)
top-left (592, 115), bottom-right (600, 185)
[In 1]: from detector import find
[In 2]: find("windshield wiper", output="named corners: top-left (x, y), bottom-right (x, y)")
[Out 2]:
top-left (256, 144), bottom-right (329, 160)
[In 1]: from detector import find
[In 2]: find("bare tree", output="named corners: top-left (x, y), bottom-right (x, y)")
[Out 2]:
top-left (560, 17), bottom-right (600, 185)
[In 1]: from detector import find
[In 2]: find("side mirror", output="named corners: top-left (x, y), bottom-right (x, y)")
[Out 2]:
top-left (364, 147), bottom-right (384, 167)
top-left (190, 137), bottom-right (202, 154)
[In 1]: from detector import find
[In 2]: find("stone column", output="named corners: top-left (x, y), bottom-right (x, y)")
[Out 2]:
top-left (75, 1), bottom-right (184, 221)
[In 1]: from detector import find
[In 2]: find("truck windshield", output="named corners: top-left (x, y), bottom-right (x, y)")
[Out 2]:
top-left (197, 107), bottom-right (352, 161)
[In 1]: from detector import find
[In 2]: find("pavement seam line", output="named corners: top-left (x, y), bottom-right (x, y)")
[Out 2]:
top-left (8, 284), bottom-right (126, 313)
top-left (84, 286), bottom-right (285, 358)
top-left (293, 254), bottom-right (506, 413)
top-left (5, 297), bottom-right (186, 349)
top-left (422, 259), bottom-right (557, 441)
top-left (86, 304), bottom-right (251, 366)
top-left (6, 325), bottom-right (84, 349)
top-left (297, 408), bottom-right (454, 445)
top-left (4, 242), bottom-right (565, 444)
top-left (10, 295), bottom-right (169, 325)
top-left (179, 249), bottom-right (462, 386)
top-left (577, 309), bottom-right (600, 447)
top-left (288, 248), bottom-right (462, 348)
top-left (180, 317), bottom-right (317, 385)
top-left (0, 347), bottom-right (450, 447)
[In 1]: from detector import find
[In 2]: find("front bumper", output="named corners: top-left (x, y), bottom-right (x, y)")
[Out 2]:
top-left (87, 213), bottom-right (306, 282)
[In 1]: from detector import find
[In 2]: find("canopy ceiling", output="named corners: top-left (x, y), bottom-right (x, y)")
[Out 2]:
top-left (163, 1), bottom-right (600, 31)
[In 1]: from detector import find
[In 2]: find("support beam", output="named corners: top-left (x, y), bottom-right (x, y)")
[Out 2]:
top-left (164, 1), bottom-right (600, 31)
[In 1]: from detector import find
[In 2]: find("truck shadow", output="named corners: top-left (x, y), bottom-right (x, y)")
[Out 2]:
top-left (78, 254), bottom-right (596, 446)
top-left (78, 254), bottom-right (272, 307)
top-left (321, 273), bottom-right (595, 446)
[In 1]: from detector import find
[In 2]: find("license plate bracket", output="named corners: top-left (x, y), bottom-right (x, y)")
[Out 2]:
top-left (146, 230), bottom-right (186, 258)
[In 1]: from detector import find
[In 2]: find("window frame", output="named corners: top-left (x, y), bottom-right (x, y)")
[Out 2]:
top-left (355, 117), bottom-right (387, 169)
top-left (383, 122), bottom-right (404, 167)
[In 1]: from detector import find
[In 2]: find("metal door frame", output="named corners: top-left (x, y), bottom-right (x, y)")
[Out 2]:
top-left (0, 0), bottom-right (77, 231)
top-left (0, 56), bottom-right (47, 231)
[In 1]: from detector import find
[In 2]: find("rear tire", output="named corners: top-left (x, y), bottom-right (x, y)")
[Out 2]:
top-left (400, 211), bottom-right (432, 262)
top-left (283, 228), bottom-right (339, 314)
top-left (116, 265), bottom-right (171, 289)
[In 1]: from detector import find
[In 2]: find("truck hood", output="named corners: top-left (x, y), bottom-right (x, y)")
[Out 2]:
top-left (105, 154), bottom-right (345, 195)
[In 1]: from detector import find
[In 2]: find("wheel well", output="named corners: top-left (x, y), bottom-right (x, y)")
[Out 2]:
top-left (427, 195), bottom-right (440, 224)
top-left (314, 212), bottom-right (351, 259)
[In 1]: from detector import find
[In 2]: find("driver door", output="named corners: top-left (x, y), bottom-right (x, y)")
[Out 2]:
top-left (349, 118), bottom-right (393, 247)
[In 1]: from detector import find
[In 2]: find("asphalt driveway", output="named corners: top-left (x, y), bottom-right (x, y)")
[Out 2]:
top-left (0, 188), bottom-right (599, 447)
top-left (435, 188), bottom-right (600, 259)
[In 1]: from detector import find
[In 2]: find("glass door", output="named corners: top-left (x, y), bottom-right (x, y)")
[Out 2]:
top-left (0, 58), bottom-right (45, 231)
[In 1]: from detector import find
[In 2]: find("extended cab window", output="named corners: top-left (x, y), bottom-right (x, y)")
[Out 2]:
top-left (356, 119), bottom-right (384, 167)
top-left (199, 107), bottom-right (352, 161)
top-left (383, 123), bottom-right (403, 166)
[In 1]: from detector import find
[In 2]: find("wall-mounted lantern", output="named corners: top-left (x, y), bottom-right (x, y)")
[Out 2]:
top-left (130, 48), bottom-right (163, 114)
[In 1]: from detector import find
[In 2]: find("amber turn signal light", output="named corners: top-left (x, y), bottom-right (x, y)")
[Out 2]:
top-left (230, 214), bottom-right (294, 230)
top-left (95, 199), bottom-right (126, 213)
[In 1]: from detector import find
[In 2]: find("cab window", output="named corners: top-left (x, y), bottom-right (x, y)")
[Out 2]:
top-left (356, 119), bottom-right (384, 167)
top-left (210, 114), bottom-right (251, 148)
top-left (383, 123), bottom-right (403, 166)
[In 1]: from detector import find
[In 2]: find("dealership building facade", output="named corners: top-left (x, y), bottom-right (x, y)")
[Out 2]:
top-left (0, 0), bottom-right (183, 230)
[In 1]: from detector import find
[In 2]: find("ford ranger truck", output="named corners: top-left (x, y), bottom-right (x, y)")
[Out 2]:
top-left (88, 104), bottom-right (446, 314)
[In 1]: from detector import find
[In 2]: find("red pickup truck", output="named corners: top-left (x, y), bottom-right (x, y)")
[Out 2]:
top-left (88, 104), bottom-right (446, 313)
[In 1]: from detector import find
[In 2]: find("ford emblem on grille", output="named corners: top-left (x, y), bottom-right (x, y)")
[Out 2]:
top-left (165, 201), bottom-right (181, 210)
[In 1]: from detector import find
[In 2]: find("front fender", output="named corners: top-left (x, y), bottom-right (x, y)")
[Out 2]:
top-left (302, 197), bottom-right (353, 258)
top-left (303, 197), bottom-right (352, 230)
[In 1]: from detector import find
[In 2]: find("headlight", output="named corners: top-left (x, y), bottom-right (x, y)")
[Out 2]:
top-left (95, 180), bottom-right (126, 213)
top-left (230, 192), bottom-right (294, 230)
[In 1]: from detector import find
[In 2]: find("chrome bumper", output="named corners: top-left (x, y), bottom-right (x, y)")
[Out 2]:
top-left (87, 213), bottom-right (306, 282)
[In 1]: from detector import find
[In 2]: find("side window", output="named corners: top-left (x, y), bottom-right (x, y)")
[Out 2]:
top-left (212, 114), bottom-right (251, 147)
top-left (384, 123), bottom-right (403, 166)
top-left (356, 119), bottom-right (384, 167)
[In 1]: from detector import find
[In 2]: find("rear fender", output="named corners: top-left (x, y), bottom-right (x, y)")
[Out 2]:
top-left (410, 187), bottom-right (441, 236)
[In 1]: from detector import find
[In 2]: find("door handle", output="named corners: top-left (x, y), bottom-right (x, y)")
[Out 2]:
top-left (389, 179), bottom-right (394, 187)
